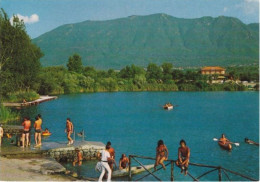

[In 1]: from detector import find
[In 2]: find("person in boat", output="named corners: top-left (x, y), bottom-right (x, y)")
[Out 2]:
top-left (119, 154), bottom-right (129, 170)
top-left (73, 148), bottom-right (83, 166)
top-left (245, 138), bottom-right (259, 146)
top-left (44, 128), bottom-right (50, 133)
top-left (176, 139), bottom-right (190, 176)
top-left (107, 141), bottom-right (116, 171)
top-left (0, 124), bottom-right (3, 147)
top-left (21, 117), bottom-right (31, 148)
top-left (98, 144), bottom-right (114, 182)
top-left (65, 118), bottom-right (74, 145)
top-left (219, 134), bottom-right (230, 144)
top-left (154, 139), bottom-right (168, 171)
top-left (34, 115), bottom-right (42, 147)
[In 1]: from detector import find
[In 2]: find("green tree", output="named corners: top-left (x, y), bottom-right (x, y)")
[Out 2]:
top-left (67, 54), bottom-right (83, 73)
top-left (162, 63), bottom-right (173, 83)
top-left (146, 63), bottom-right (163, 82)
top-left (0, 9), bottom-right (43, 95)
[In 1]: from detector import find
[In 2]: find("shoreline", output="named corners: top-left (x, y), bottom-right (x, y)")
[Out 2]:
top-left (0, 156), bottom-right (76, 181)
top-left (3, 95), bottom-right (58, 107)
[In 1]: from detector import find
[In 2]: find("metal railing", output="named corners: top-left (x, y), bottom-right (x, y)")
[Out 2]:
top-left (128, 155), bottom-right (257, 181)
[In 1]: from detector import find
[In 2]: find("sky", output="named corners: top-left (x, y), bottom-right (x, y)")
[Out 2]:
top-left (1, 0), bottom-right (259, 38)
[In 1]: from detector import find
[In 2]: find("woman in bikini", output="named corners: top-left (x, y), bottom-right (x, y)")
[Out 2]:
top-left (154, 139), bottom-right (168, 171)
top-left (119, 154), bottom-right (129, 170)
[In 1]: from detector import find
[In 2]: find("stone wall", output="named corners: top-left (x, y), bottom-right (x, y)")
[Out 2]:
top-left (44, 142), bottom-right (105, 162)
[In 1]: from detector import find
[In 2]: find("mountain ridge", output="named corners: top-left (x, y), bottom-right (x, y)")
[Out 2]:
top-left (33, 13), bottom-right (259, 69)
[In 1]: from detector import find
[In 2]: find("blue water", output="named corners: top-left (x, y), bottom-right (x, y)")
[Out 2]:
top-left (19, 92), bottom-right (259, 181)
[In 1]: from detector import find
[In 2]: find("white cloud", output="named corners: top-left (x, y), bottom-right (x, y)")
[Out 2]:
top-left (223, 7), bottom-right (228, 12)
top-left (10, 14), bottom-right (39, 24)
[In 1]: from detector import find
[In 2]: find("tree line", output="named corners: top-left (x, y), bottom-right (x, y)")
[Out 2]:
top-left (37, 53), bottom-right (258, 95)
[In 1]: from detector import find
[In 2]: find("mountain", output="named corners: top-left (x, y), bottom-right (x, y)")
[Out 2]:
top-left (33, 14), bottom-right (259, 69)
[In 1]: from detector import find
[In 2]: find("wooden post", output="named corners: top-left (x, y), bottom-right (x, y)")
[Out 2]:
top-left (171, 161), bottom-right (174, 181)
top-left (129, 155), bottom-right (132, 181)
top-left (218, 167), bottom-right (222, 181)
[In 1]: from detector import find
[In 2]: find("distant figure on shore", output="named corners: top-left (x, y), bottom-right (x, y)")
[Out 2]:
top-left (176, 139), bottom-right (190, 176)
top-left (21, 117), bottom-right (31, 148)
top-left (23, 99), bottom-right (27, 103)
top-left (98, 144), bottom-right (114, 182)
top-left (34, 115), bottom-right (42, 147)
top-left (65, 118), bottom-right (74, 145)
top-left (0, 124), bottom-right (3, 147)
top-left (73, 148), bottom-right (83, 166)
top-left (245, 138), bottom-right (259, 146)
top-left (119, 154), bottom-right (129, 170)
top-left (154, 139), bottom-right (168, 171)
top-left (219, 134), bottom-right (230, 145)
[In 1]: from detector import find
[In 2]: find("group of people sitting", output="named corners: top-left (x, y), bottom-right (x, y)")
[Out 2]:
top-left (85, 139), bottom-right (190, 182)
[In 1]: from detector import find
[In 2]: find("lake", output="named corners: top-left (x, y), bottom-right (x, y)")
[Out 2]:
top-left (19, 92), bottom-right (259, 181)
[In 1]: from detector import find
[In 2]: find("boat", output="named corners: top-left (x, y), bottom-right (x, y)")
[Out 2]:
top-left (163, 105), bottom-right (173, 110)
top-left (112, 164), bottom-right (154, 177)
top-left (218, 141), bottom-right (232, 151)
top-left (42, 131), bottom-right (52, 136)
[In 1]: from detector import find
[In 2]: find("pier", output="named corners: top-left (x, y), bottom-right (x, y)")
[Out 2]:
top-left (3, 95), bottom-right (58, 107)
top-left (0, 141), bottom-right (105, 162)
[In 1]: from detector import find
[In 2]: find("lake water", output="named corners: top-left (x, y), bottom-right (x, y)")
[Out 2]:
top-left (19, 92), bottom-right (259, 181)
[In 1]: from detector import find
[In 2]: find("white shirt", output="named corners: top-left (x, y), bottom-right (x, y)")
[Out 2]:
top-left (100, 150), bottom-right (110, 161)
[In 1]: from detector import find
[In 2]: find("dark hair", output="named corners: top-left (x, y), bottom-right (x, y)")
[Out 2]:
top-left (245, 138), bottom-right (248, 142)
top-left (157, 140), bottom-right (164, 147)
top-left (120, 154), bottom-right (126, 160)
top-left (180, 139), bottom-right (186, 146)
top-left (107, 141), bottom-right (111, 146)
top-left (35, 116), bottom-right (38, 120)
top-left (38, 114), bottom-right (41, 118)
top-left (106, 144), bottom-right (110, 150)
top-left (222, 134), bottom-right (225, 137)
top-left (67, 118), bottom-right (71, 121)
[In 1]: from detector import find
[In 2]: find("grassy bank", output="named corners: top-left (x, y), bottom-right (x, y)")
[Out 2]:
top-left (2, 91), bottom-right (40, 103)
top-left (0, 104), bottom-right (20, 123)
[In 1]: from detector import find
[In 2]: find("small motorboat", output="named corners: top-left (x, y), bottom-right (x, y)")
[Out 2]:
top-left (42, 131), bottom-right (52, 136)
top-left (218, 141), bottom-right (232, 151)
top-left (163, 103), bottom-right (174, 110)
top-left (112, 164), bottom-right (154, 177)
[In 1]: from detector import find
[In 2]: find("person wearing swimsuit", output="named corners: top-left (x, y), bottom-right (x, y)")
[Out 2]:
top-left (65, 118), bottom-right (74, 145)
top-left (0, 124), bottom-right (3, 147)
top-left (154, 140), bottom-right (168, 171)
top-left (22, 117), bottom-right (31, 148)
top-left (176, 139), bottom-right (190, 176)
top-left (73, 148), bottom-right (83, 166)
top-left (107, 141), bottom-right (115, 171)
top-left (34, 115), bottom-right (42, 147)
top-left (119, 154), bottom-right (129, 170)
